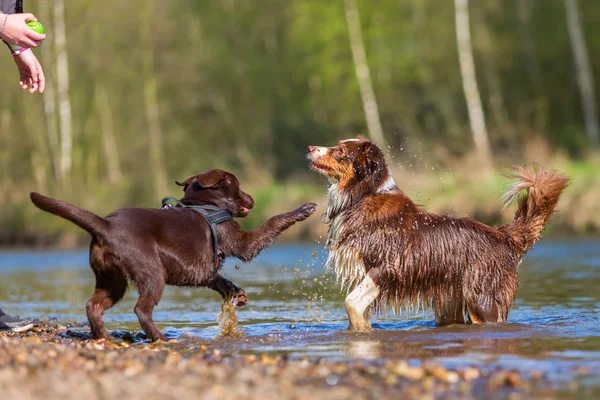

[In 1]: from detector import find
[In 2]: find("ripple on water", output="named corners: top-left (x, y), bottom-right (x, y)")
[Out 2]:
top-left (0, 241), bottom-right (599, 391)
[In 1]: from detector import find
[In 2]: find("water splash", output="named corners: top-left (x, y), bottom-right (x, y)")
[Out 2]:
top-left (217, 299), bottom-right (243, 338)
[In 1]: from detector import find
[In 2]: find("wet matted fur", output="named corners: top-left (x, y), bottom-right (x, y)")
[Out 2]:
top-left (307, 137), bottom-right (569, 329)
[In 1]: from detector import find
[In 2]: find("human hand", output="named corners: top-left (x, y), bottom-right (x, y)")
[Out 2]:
top-left (0, 13), bottom-right (46, 48)
top-left (13, 49), bottom-right (45, 94)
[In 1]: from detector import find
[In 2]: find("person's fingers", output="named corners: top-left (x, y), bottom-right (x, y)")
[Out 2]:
top-left (23, 13), bottom-right (37, 22)
top-left (37, 67), bottom-right (45, 94)
top-left (28, 64), bottom-right (39, 94)
top-left (15, 14), bottom-right (46, 46)
top-left (29, 64), bottom-right (38, 80)
top-left (24, 34), bottom-right (44, 48)
top-left (20, 37), bottom-right (38, 48)
top-left (29, 80), bottom-right (38, 94)
top-left (20, 73), bottom-right (31, 90)
top-left (26, 30), bottom-right (46, 42)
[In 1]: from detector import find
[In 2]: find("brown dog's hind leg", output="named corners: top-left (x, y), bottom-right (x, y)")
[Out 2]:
top-left (86, 270), bottom-right (128, 340)
top-left (134, 281), bottom-right (167, 342)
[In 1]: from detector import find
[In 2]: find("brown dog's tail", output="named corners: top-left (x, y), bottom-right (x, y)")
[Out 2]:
top-left (499, 166), bottom-right (569, 259)
top-left (30, 192), bottom-right (109, 238)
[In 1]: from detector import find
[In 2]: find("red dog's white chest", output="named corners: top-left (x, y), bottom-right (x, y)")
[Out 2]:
top-left (326, 213), bottom-right (367, 292)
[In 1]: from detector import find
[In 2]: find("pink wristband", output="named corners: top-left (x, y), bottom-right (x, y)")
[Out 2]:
top-left (12, 47), bottom-right (29, 56)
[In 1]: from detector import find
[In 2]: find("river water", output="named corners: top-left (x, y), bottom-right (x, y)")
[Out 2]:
top-left (1, 239), bottom-right (599, 393)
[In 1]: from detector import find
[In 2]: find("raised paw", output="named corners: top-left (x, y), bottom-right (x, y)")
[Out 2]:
top-left (232, 288), bottom-right (247, 307)
top-left (294, 202), bottom-right (318, 221)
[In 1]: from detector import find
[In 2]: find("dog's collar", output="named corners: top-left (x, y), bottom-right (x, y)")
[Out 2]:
top-left (160, 196), bottom-right (232, 268)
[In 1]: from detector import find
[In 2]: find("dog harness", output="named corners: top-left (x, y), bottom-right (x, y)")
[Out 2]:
top-left (161, 197), bottom-right (232, 268)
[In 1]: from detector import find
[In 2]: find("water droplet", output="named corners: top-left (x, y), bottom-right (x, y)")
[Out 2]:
top-left (326, 374), bottom-right (340, 385)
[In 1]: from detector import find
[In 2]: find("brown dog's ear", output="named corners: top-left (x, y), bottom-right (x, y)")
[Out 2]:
top-left (175, 175), bottom-right (197, 192)
top-left (355, 135), bottom-right (370, 142)
top-left (196, 169), bottom-right (223, 188)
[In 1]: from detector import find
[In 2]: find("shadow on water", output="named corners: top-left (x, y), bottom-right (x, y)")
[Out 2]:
top-left (1, 239), bottom-right (599, 387)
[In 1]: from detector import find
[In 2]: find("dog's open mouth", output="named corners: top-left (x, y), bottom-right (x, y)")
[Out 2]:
top-left (309, 161), bottom-right (333, 173)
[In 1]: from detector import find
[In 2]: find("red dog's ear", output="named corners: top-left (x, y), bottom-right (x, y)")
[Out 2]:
top-left (355, 141), bottom-right (383, 179)
top-left (196, 169), bottom-right (223, 188)
top-left (175, 175), bottom-right (197, 192)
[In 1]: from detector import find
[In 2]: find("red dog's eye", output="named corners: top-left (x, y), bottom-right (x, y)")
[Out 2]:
top-left (334, 148), bottom-right (344, 158)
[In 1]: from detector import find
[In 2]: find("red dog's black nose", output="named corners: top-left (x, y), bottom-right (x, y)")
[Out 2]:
top-left (308, 145), bottom-right (317, 153)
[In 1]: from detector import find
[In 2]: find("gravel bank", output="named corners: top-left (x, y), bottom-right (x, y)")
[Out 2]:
top-left (0, 321), bottom-right (591, 400)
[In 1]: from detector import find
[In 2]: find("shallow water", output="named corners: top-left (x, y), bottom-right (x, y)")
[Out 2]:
top-left (1, 239), bottom-right (599, 391)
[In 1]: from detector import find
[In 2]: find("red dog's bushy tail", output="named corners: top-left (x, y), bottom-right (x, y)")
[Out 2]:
top-left (30, 192), bottom-right (109, 239)
top-left (499, 166), bottom-right (569, 259)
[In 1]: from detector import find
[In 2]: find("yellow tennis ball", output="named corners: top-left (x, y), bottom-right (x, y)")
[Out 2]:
top-left (26, 21), bottom-right (45, 35)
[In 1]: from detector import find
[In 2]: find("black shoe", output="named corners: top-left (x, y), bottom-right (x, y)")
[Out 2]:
top-left (0, 313), bottom-right (34, 333)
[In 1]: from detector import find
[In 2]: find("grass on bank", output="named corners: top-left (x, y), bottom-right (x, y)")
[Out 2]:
top-left (1, 148), bottom-right (599, 248)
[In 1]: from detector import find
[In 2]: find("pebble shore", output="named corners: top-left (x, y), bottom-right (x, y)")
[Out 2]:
top-left (0, 321), bottom-right (590, 399)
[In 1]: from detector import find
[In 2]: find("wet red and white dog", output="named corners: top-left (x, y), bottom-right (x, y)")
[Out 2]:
top-left (307, 136), bottom-right (568, 330)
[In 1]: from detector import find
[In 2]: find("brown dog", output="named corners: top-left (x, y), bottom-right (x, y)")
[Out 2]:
top-left (31, 169), bottom-right (317, 341)
top-left (307, 137), bottom-right (568, 330)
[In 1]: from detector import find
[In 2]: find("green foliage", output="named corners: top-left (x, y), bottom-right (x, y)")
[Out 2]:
top-left (0, 0), bottom-right (599, 245)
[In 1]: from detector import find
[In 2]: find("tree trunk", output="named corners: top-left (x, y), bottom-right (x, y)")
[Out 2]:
top-left (564, 0), bottom-right (599, 144)
top-left (454, 0), bottom-right (492, 164)
top-left (54, 0), bottom-right (73, 183)
top-left (39, 0), bottom-right (59, 182)
top-left (21, 95), bottom-right (48, 192)
top-left (0, 94), bottom-right (11, 188)
top-left (474, 7), bottom-right (515, 140)
top-left (141, 1), bottom-right (167, 197)
top-left (343, 0), bottom-right (386, 148)
top-left (517, 0), bottom-right (547, 135)
top-left (96, 83), bottom-right (123, 185)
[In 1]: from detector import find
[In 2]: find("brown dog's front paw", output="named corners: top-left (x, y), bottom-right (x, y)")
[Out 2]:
top-left (232, 288), bottom-right (247, 307)
top-left (234, 295), bottom-right (247, 307)
top-left (294, 202), bottom-right (318, 221)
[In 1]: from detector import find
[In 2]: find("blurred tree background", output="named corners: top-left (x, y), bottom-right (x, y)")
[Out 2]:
top-left (1, 0), bottom-right (599, 247)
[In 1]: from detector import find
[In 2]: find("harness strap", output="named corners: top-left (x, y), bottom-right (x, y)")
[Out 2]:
top-left (161, 196), bottom-right (232, 268)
